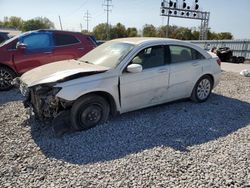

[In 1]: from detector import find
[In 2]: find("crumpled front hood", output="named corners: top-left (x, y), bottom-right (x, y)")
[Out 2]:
top-left (21, 59), bottom-right (109, 87)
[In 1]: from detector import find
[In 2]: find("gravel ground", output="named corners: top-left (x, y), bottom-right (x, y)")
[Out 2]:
top-left (0, 72), bottom-right (250, 188)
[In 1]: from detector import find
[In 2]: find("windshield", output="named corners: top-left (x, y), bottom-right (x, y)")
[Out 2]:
top-left (0, 35), bottom-right (18, 46)
top-left (0, 32), bottom-right (28, 47)
top-left (79, 41), bottom-right (135, 68)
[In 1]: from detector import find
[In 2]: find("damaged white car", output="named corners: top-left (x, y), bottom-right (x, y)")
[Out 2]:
top-left (15, 38), bottom-right (221, 131)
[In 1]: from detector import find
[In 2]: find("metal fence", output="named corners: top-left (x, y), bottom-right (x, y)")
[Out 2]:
top-left (189, 40), bottom-right (250, 59)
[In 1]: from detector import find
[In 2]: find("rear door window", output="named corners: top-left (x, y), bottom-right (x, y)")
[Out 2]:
top-left (53, 33), bottom-right (79, 46)
top-left (169, 45), bottom-right (205, 63)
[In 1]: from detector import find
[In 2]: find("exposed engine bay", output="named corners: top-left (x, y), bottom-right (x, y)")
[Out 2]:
top-left (22, 83), bottom-right (70, 120)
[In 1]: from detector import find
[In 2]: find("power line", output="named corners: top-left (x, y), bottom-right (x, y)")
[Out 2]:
top-left (66, 0), bottom-right (88, 16)
top-left (103, 0), bottom-right (113, 40)
top-left (84, 10), bottom-right (91, 32)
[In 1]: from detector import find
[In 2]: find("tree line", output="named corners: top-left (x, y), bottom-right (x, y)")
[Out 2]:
top-left (0, 16), bottom-right (233, 40)
top-left (90, 23), bottom-right (233, 40)
top-left (0, 16), bottom-right (54, 32)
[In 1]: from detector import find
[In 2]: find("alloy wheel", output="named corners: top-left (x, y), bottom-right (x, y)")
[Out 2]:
top-left (0, 68), bottom-right (13, 90)
top-left (197, 78), bottom-right (211, 100)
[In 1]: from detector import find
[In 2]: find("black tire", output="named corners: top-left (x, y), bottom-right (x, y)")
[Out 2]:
top-left (191, 75), bottom-right (213, 103)
top-left (0, 66), bottom-right (16, 91)
top-left (230, 56), bottom-right (237, 63)
top-left (238, 56), bottom-right (245, 64)
top-left (70, 94), bottom-right (110, 131)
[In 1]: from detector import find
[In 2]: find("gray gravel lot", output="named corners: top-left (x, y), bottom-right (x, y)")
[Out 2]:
top-left (0, 72), bottom-right (250, 187)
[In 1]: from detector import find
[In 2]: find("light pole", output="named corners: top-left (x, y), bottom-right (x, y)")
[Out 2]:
top-left (160, 0), bottom-right (210, 40)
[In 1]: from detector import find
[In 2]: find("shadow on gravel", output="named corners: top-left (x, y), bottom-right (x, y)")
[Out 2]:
top-left (30, 94), bottom-right (250, 164)
top-left (0, 89), bottom-right (23, 105)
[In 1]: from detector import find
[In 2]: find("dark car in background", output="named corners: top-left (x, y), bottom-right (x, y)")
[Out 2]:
top-left (216, 47), bottom-right (233, 62)
top-left (213, 47), bottom-right (245, 63)
top-left (0, 29), bottom-right (97, 91)
top-left (0, 32), bottom-right (10, 43)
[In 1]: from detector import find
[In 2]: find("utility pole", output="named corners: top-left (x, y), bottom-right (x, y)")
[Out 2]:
top-left (166, 13), bottom-right (170, 38)
top-left (84, 10), bottom-right (91, 32)
top-left (58, 15), bottom-right (63, 30)
top-left (80, 23), bottom-right (83, 32)
top-left (103, 0), bottom-right (112, 40)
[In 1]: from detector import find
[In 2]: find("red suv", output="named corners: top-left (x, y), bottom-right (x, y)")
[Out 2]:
top-left (0, 29), bottom-right (97, 91)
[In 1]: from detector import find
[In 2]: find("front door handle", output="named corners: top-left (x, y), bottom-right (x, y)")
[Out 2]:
top-left (158, 68), bottom-right (168, 73)
top-left (192, 62), bottom-right (199, 66)
top-left (44, 51), bottom-right (52, 54)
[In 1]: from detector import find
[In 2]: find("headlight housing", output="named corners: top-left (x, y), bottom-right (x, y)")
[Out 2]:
top-left (34, 85), bottom-right (61, 97)
top-left (51, 87), bottom-right (62, 96)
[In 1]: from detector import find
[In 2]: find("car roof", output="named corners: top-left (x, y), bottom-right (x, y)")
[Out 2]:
top-left (111, 37), bottom-right (211, 59)
top-left (0, 32), bottom-right (9, 34)
top-left (36, 29), bottom-right (89, 36)
top-left (111, 37), bottom-right (202, 50)
top-left (111, 37), bottom-right (180, 45)
top-left (17, 29), bottom-right (91, 39)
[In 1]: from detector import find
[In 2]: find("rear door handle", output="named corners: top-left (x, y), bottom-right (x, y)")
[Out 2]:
top-left (78, 47), bottom-right (84, 50)
top-left (44, 51), bottom-right (52, 54)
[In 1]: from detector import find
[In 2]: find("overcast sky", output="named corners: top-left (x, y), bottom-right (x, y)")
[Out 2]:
top-left (0, 0), bottom-right (249, 39)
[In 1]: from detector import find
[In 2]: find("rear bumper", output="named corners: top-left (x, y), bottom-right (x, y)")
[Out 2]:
top-left (213, 70), bottom-right (221, 89)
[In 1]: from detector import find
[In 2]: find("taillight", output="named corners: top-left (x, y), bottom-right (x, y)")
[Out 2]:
top-left (216, 59), bottom-right (221, 66)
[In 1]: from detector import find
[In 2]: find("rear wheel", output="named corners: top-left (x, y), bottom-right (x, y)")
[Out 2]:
top-left (70, 94), bottom-right (110, 131)
top-left (238, 56), bottom-right (245, 64)
top-left (0, 66), bottom-right (16, 91)
top-left (230, 56), bottom-right (237, 63)
top-left (191, 76), bottom-right (213, 103)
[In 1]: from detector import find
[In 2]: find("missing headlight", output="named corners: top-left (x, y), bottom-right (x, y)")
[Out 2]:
top-left (51, 87), bottom-right (62, 96)
top-left (34, 85), bottom-right (61, 96)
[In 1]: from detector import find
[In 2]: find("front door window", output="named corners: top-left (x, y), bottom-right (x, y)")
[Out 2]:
top-left (22, 33), bottom-right (52, 53)
top-left (131, 45), bottom-right (165, 69)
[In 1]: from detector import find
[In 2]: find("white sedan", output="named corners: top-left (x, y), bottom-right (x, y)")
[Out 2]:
top-left (16, 38), bottom-right (221, 131)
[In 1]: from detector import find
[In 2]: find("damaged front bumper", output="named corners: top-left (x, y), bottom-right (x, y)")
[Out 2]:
top-left (25, 86), bottom-right (61, 119)
top-left (14, 78), bottom-right (71, 120)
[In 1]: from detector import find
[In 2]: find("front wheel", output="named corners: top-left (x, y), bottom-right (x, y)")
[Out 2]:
top-left (191, 76), bottom-right (213, 103)
top-left (70, 94), bottom-right (110, 131)
top-left (0, 66), bottom-right (16, 91)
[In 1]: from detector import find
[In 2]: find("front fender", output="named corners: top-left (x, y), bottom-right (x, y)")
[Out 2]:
top-left (56, 76), bottom-right (120, 110)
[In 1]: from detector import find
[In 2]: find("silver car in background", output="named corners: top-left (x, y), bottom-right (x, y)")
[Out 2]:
top-left (16, 38), bottom-right (221, 131)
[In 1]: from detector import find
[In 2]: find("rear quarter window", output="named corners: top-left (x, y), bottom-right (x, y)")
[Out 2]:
top-left (87, 35), bottom-right (98, 46)
top-left (193, 49), bottom-right (206, 60)
top-left (53, 33), bottom-right (79, 46)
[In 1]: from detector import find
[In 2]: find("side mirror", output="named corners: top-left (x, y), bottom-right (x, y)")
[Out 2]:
top-left (16, 42), bottom-right (27, 50)
top-left (127, 64), bottom-right (143, 73)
